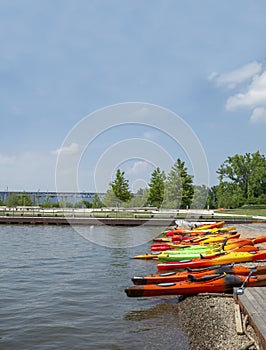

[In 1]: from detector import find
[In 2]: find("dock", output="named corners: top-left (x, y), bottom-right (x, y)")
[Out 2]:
top-left (0, 215), bottom-right (254, 226)
top-left (0, 216), bottom-right (177, 226)
top-left (235, 287), bottom-right (266, 349)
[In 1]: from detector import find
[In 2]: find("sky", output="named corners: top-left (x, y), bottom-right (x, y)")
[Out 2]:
top-left (1, 0), bottom-right (266, 193)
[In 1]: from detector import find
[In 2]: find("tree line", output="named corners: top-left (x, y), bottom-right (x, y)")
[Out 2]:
top-left (1, 151), bottom-right (265, 209)
top-left (103, 151), bottom-right (266, 209)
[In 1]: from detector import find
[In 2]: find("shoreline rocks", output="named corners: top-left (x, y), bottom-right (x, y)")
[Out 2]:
top-left (177, 294), bottom-right (260, 350)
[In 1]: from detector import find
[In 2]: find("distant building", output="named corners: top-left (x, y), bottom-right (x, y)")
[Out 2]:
top-left (0, 191), bottom-right (105, 205)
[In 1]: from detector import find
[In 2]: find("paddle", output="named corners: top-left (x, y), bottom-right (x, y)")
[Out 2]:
top-left (235, 268), bottom-right (257, 295)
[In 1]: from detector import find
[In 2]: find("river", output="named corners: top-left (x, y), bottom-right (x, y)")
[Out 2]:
top-left (0, 224), bottom-right (189, 350)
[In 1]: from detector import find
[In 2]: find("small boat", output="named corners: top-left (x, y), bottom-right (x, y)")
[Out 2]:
top-left (157, 250), bottom-right (266, 270)
top-left (132, 264), bottom-right (266, 285)
top-left (157, 245), bottom-right (258, 262)
top-left (125, 273), bottom-right (266, 297)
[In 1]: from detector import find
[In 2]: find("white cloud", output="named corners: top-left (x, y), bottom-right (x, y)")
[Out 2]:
top-left (226, 71), bottom-right (266, 110)
top-left (52, 142), bottom-right (79, 156)
top-left (126, 160), bottom-right (151, 175)
top-left (211, 61), bottom-right (266, 124)
top-left (250, 107), bottom-right (266, 124)
top-left (210, 61), bottom-right (262, 89)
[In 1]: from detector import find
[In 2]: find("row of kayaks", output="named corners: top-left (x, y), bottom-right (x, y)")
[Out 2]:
top-left (125, 221), bottom-right (266, 297)
top-left (125, 270), bottom-right (266, 297)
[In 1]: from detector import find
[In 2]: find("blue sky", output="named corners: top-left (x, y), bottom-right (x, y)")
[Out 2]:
top-left (1, 0), bottom-right (266, 192)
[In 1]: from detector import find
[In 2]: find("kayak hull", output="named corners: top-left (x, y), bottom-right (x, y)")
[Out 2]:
top-left (125, 273), bottom-right (266, 297)
top-left (132, 264), bottom-right (266, 285)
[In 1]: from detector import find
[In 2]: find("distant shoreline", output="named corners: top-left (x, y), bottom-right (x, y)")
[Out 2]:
top-left (0, 216), bottom-right (260, 226)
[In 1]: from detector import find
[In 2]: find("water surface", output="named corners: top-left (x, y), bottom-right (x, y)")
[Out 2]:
top-left (0, 225), bottom-right (189, 349)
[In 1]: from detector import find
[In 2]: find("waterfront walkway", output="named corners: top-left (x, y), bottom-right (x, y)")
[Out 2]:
top-left (236, 287), bottom-right (266, 349)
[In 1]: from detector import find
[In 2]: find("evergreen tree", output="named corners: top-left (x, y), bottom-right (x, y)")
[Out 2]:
top-left (111, 169), bottom-right (132, 203)
top-left (164, 159), bottom-right (194, 209)
top-left (146, 167), bottom-right (166, 208)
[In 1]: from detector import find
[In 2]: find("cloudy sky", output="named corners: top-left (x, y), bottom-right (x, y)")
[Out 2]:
top-left (1, 0), bottom-right (266, 193)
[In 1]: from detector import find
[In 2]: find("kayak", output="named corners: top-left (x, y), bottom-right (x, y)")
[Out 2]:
top-left (193, 221), bottom-right (225, 231)
top-left (152, 232), bottom-right (240, 245)
top-left (165, 226), bottom-right (235, 237)
top-left (171, 231), bottom-right (239, 242)
top-left (125, 273), bottom-right (266, 297)
top-left (157, 250), bottom-right (266, 270)
top-left (132, 264), bottom-right (266, 285)
top-left (134, 243), bottom-right (257, 260)
top-left (157, 245), bottom-right (258, 262)
top-left (180, 233), bottom-right (240, 244)
top-left (136, 244), bottom-right (228, 259)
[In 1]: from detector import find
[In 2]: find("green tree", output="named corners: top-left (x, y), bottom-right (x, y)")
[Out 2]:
top-left (82, 200), bottom-right (92, 208)
top-left (59, 201), bottom-right (73, 208)
top-left (216, 182), bottom-right (245, 209)
top-left (164, 159), bottom-right (194, 209)
top-left (147, 167), bottom-right (166, 208)
top-left (91, 193), bottom-right (103, 208)
top-left (74, 200), bottom-right (87, 208)
top-left (128, 188), bottom-right (150, 207)
top-left (102, 189), bottom-right (117, 207)
top-left (6, 193), bottom-right (32, 206)
top-left (110, 169), bottom-right (132, 203)
top-left (217, 151), bottom-right (266, 206)
top-left (6, 193), bottom-right (20, 206)
top-left (206, 186), bottom-right (218, 209)
top-left (191, 185), bottom-right (208, 209)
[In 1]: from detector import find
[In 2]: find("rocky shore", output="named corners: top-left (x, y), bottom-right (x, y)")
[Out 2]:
top-left (178, 294), bottom-right (260, 350)
top-left (176, 224), bottom-right (266, 350)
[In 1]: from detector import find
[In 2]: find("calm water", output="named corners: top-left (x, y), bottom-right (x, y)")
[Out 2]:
top-left (0, 225), bottom-right (189, 350)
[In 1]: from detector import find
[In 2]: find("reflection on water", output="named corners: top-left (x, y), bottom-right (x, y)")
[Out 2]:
top-left (124, 301), bottom-right (180, 321)
top-left (124, 300), bottom-right (189, 349)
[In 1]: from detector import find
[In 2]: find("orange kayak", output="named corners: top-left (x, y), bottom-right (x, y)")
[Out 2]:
top-left (125, 273), bottom-right (266, 297)
top-left (132, 264), bottom-right (266, 285)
